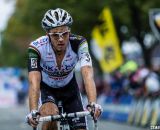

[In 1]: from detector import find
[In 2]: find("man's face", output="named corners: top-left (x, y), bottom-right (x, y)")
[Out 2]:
top-left (48, 26), bottom-right (70, 53)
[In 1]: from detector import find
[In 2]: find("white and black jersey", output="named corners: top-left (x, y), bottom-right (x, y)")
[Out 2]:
top-left (28, 34), bottom-right (92, 88)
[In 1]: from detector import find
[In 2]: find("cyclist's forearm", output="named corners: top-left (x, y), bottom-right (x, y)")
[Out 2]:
top-left (81, 66), bottom-right (97, 103)
top-left (29, 84), bottom-right (40, 111)
top-left (85, 79), bottom-right (97, 103)
top-left (28, 71), bottom-right (41, 111)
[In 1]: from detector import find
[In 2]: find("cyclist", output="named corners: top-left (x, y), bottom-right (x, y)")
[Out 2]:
top-left (26, 8), bottom-right (102, 130)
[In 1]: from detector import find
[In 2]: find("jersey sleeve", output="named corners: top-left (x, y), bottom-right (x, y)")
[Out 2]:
top-left (78, 39), bottom-right (92, 67)
top-left (28, 45), bottom-right (41, 72)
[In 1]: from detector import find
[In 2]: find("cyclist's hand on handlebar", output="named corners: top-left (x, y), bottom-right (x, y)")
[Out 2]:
top-left (26, 110), bottom-right (40, 128)
top-left (87, 102), bottom-right (103, 121)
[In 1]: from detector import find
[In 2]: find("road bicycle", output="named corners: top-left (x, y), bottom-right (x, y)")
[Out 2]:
top-left (33, 101), bottom-right (98, 130)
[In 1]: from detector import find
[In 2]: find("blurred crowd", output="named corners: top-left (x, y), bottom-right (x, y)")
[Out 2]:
top-left (77, 60), bottom-right (160, 104)
top-left (94, 60), bottom-right (160, 102)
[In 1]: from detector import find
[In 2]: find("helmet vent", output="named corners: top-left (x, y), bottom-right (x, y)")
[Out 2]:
top-left (46, 15), bottom-right (54, 24)
top-left (43, 22), bottom-right (49, 28)
top-left (55, 12), bottom-right (59, 21)
top-left (62, 12), bottom-right (67, 22)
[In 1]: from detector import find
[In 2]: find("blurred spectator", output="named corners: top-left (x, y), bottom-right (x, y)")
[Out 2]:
top-left (107, 69), bottom-right (127, 102)
top-left (128, 66), bottom-right (149, 97)
top-left (144, 70), bottom-right (160, 96)
top-left (17, 75), bottom-right (29, 105)
top-left (119, 60), bottom-right (138, 76)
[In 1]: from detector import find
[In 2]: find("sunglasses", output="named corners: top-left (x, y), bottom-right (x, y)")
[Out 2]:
top-left (48, 30), bottom-right (70, 40)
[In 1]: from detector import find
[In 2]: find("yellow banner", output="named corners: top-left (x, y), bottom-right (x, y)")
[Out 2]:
top-left (91, 7), bottom-right (123, 73)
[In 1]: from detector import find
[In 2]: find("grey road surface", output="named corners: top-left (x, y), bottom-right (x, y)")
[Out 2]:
top-left (0, 105), bottom-right (149, 130)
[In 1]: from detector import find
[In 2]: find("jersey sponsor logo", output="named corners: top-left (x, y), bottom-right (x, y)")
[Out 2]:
top-left (32, 41), bottom-right (39, 46)
top-left (42, 60), bottom-right (76, 72)
top-left (42, 64), bottom-right (74, 78)
top-left (32, 37), bottom-right (48, 48)
top-left (39, 37), bottom-right (48, 43)
top-left (43, 68), bottom-right (73, 78)
top-left (43, 64), bottom-right (55, 71)
top-left (31, 58), bottom-right (38, 68)
top-left (64, 64), bottom-right (75, 71)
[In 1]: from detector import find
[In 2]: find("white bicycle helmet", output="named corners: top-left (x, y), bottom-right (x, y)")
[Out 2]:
top-left (42, 8), bottom-right (73, 31)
